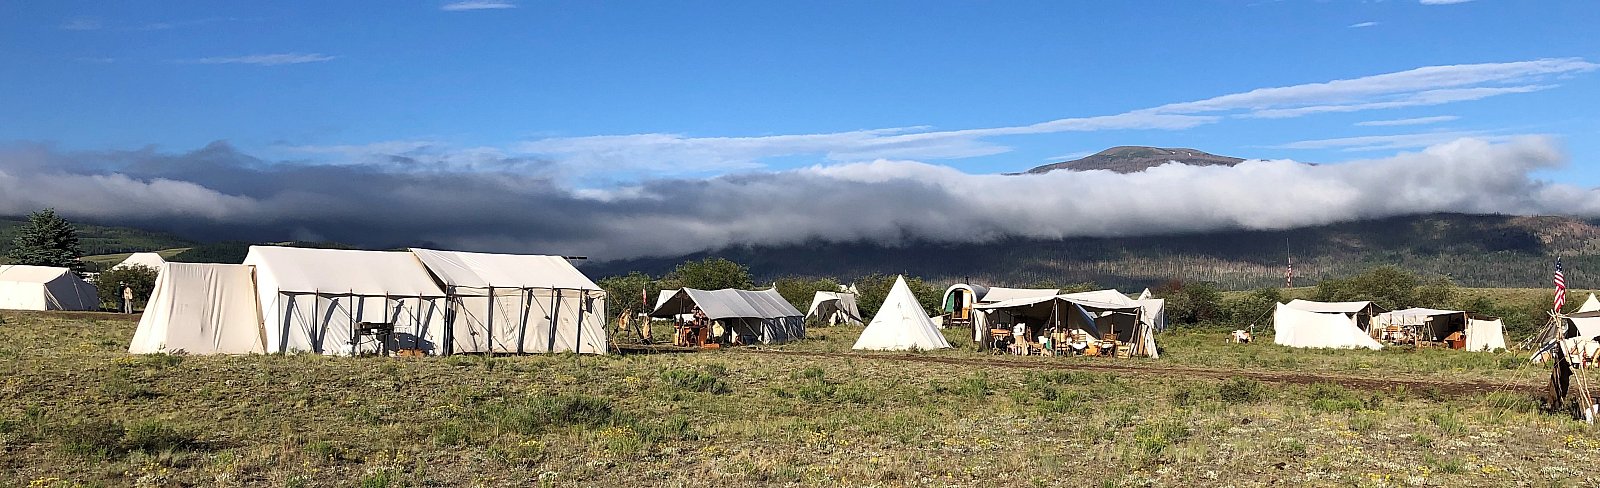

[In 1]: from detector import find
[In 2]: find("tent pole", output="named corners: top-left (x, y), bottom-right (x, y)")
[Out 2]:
top-left (574, 288), bottom-right (587, 355)
top-left (547, 288), bottom-right (563, 352)
top-left (444, 286), bottom-right (456, 356)
top-left (279, 292), bottom-right (292, 353)
top-left (487, 286), bottom-right (495, 356)
top-left (517, 288), bottom-right (530, 354)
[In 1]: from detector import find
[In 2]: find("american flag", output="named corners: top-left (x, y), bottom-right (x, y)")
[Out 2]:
top-left (1554, 258), bottom-right (1567, 312)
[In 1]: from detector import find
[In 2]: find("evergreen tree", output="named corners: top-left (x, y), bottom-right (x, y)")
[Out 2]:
top-left (6, 209), bottom-right (85, 271)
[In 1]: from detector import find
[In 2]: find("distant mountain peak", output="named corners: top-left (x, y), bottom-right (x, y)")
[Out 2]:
top-left (1025, 146), bottom-right (1245, 174)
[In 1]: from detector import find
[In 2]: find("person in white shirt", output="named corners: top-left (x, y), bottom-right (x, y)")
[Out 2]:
top-left (1012, 322), bottom-right (1028, 355)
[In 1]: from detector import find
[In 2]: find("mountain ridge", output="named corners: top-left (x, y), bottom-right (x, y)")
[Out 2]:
top-left (1025, 146), bottom-right (1246, 174)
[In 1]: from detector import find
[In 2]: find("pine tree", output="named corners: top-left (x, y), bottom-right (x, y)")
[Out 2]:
top-left (6, 209), bottom-right (85, 271)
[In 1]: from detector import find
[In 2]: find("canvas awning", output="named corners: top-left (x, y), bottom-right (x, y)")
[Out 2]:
top-left (651, 288), bottom-right (802, 320)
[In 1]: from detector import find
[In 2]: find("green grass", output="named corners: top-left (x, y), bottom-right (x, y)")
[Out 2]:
top-left (1, 311), bottom-right (1598, 486)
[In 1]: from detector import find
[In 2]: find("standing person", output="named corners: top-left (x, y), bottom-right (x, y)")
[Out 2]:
top-left (121, 284), bottom-right (134, 314)
top-left (1012, 321), bottom-right (1028, 355)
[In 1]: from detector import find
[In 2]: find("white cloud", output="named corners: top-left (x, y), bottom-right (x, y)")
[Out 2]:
top-left (442, 1), bottom-right (517, 11)
top-left (1, 137), bottom-right (1591, 260)
top-left (188, 53), bottom-right (337, 66)
top-left (511, 58), bottom-right (1594, 177)
top-left (1420, 0), bottom-right (1473, 4)
top-left (1272, 131), bottom-right (1523, 151)
top-left (60, 18), bottom-right (103, 31)
top-left (1349, 21), bottom-right (1379, 28)
top-left (1355, 115), bottom-right (1460, 127)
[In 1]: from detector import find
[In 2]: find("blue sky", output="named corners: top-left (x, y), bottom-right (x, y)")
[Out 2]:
top-left (1, 1), bottom-right (1599, 257)
top-left (4, 1), bottom-right (1598, 180)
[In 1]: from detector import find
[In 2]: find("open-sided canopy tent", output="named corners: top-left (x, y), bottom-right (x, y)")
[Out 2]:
top-left (410, 248), bottom-right (606, 355)
top-left (855, 276), bottom-right (950, 351)
top-left (975, 292), bottom-right (1159, 357)
top-left (1284, 299), bottom-right (1387, 332)
top-left (652, 288), bottom-right (804, 344)
top-left (113, 252), bottom-right (167, 271)
top-left (806, 291), bottom-right (862, 326)
top-left (1273, 303), bottom-right (1384, 350)
top-left (129, 263), bottom-right (264, 354)
top-left (245, 246), bottom-right (449, 355)
top-left (1375, 307), bottom-right (1507, 351)
top-left (0, 265), bottom-right (99, 311)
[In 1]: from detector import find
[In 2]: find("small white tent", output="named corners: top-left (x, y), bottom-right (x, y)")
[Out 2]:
top-left (806, 291), bottom-right (862, 326)
top-left (112, 252), bottom-right (167, 271)
top-left (1273, 303), bottom-right (1383, 350)
top-left (129, 263), bottom-right (265, 354)
top-left (854, 276), bottom-right (950, 351)
top-left (0, 265), bottom-right (99, 311)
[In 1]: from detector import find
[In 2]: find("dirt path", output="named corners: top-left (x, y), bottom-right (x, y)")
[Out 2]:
top-left (739, 349), bottom-right (1543, 397)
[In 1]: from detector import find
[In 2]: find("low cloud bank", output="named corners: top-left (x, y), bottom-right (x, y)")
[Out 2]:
top-left (0, 137), bottom-right (1591, 260)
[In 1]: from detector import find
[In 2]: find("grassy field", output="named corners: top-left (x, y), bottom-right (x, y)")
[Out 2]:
top-left (2, 312), bottom-right (1598, 487)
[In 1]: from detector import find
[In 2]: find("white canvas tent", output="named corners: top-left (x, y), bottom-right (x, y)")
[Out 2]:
top-left (410, 248), bottom-right (607, 355)
top-left (0, 265), bottom-right (99, 311)
top-left (1570, 294), bottom-right (1600, 338)
top-left (129, 263), bottom-right (265, 354)
top-left (855, 276), bottom-right (950, 351)
top-left (245, 246), bottom-right (449, 355)
top-left (1375, 307), bottom-right (1507, 352)
top-left (1273, 303), bottom-right (1384, 350)
top-left (113, 252), bottom-right (167, 271)
top-left (652, 288), bottom-right (804, 344)
top-left (806, 291), bottom-right (862, 326)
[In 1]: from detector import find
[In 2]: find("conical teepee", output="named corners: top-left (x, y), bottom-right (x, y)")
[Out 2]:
top-left (853, 276), bottom-right (951, 351)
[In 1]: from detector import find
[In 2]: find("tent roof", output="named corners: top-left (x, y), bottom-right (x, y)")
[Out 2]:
top-left (1579, 293), bottom-right (1600, 313)
top-left (981, 287), bottom-right (1060, 303)
top-left (114, 252), bottom-right (167, 269)
top-left (975, 293), bottom-right (1141, 312)
top-left (244, 246), bottom-right (444, 297)
top-left (0, 265), bottom-right (73, 283)
top-left (1384, 307), bottom-right (1465, 318)
top-left (652, 288), bottom-right (801, 320)
top-left (410, 248), bottom-right (599, 291)
top-left (1285, 299), bottom-right (1385, 314)
top-left (1061, 289), bottom-right (1138, 306)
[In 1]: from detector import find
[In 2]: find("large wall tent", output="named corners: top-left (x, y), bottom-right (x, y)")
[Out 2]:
top-left (652, 288), bottom-right (804, 344)
top-left (410, 248), bottom-right (606, 355)
top-left (1374, 308), bottom-right (1507, 351)
top-left (1273, 303), bottom-right (1384, 350)
top-left (129, 263), bottom-right (265, 354)
top-left (806, 291), bottom-right (862, 326)
top-left (245, 247), bottom-right (449, 355)
top-left (855, 276), bottom-right (950, 351)
top-left (0, 265), bottom-right (99, 311)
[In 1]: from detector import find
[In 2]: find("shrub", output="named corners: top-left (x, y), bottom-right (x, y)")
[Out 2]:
top-left (56, 419), bottom-right (125, 458)
top-left (953, 374), bottom-right (990, 400)
top-left (121, 419), bottom-right (199, 453)
top-left (1306, 383), bottom-right (1365, 413)
top-left (494, 394), bottom-right (620, 435)
top-left (1217, 377), bottom-right (1264, 404)
top-left (660, 368), bottom-right (731, 394)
